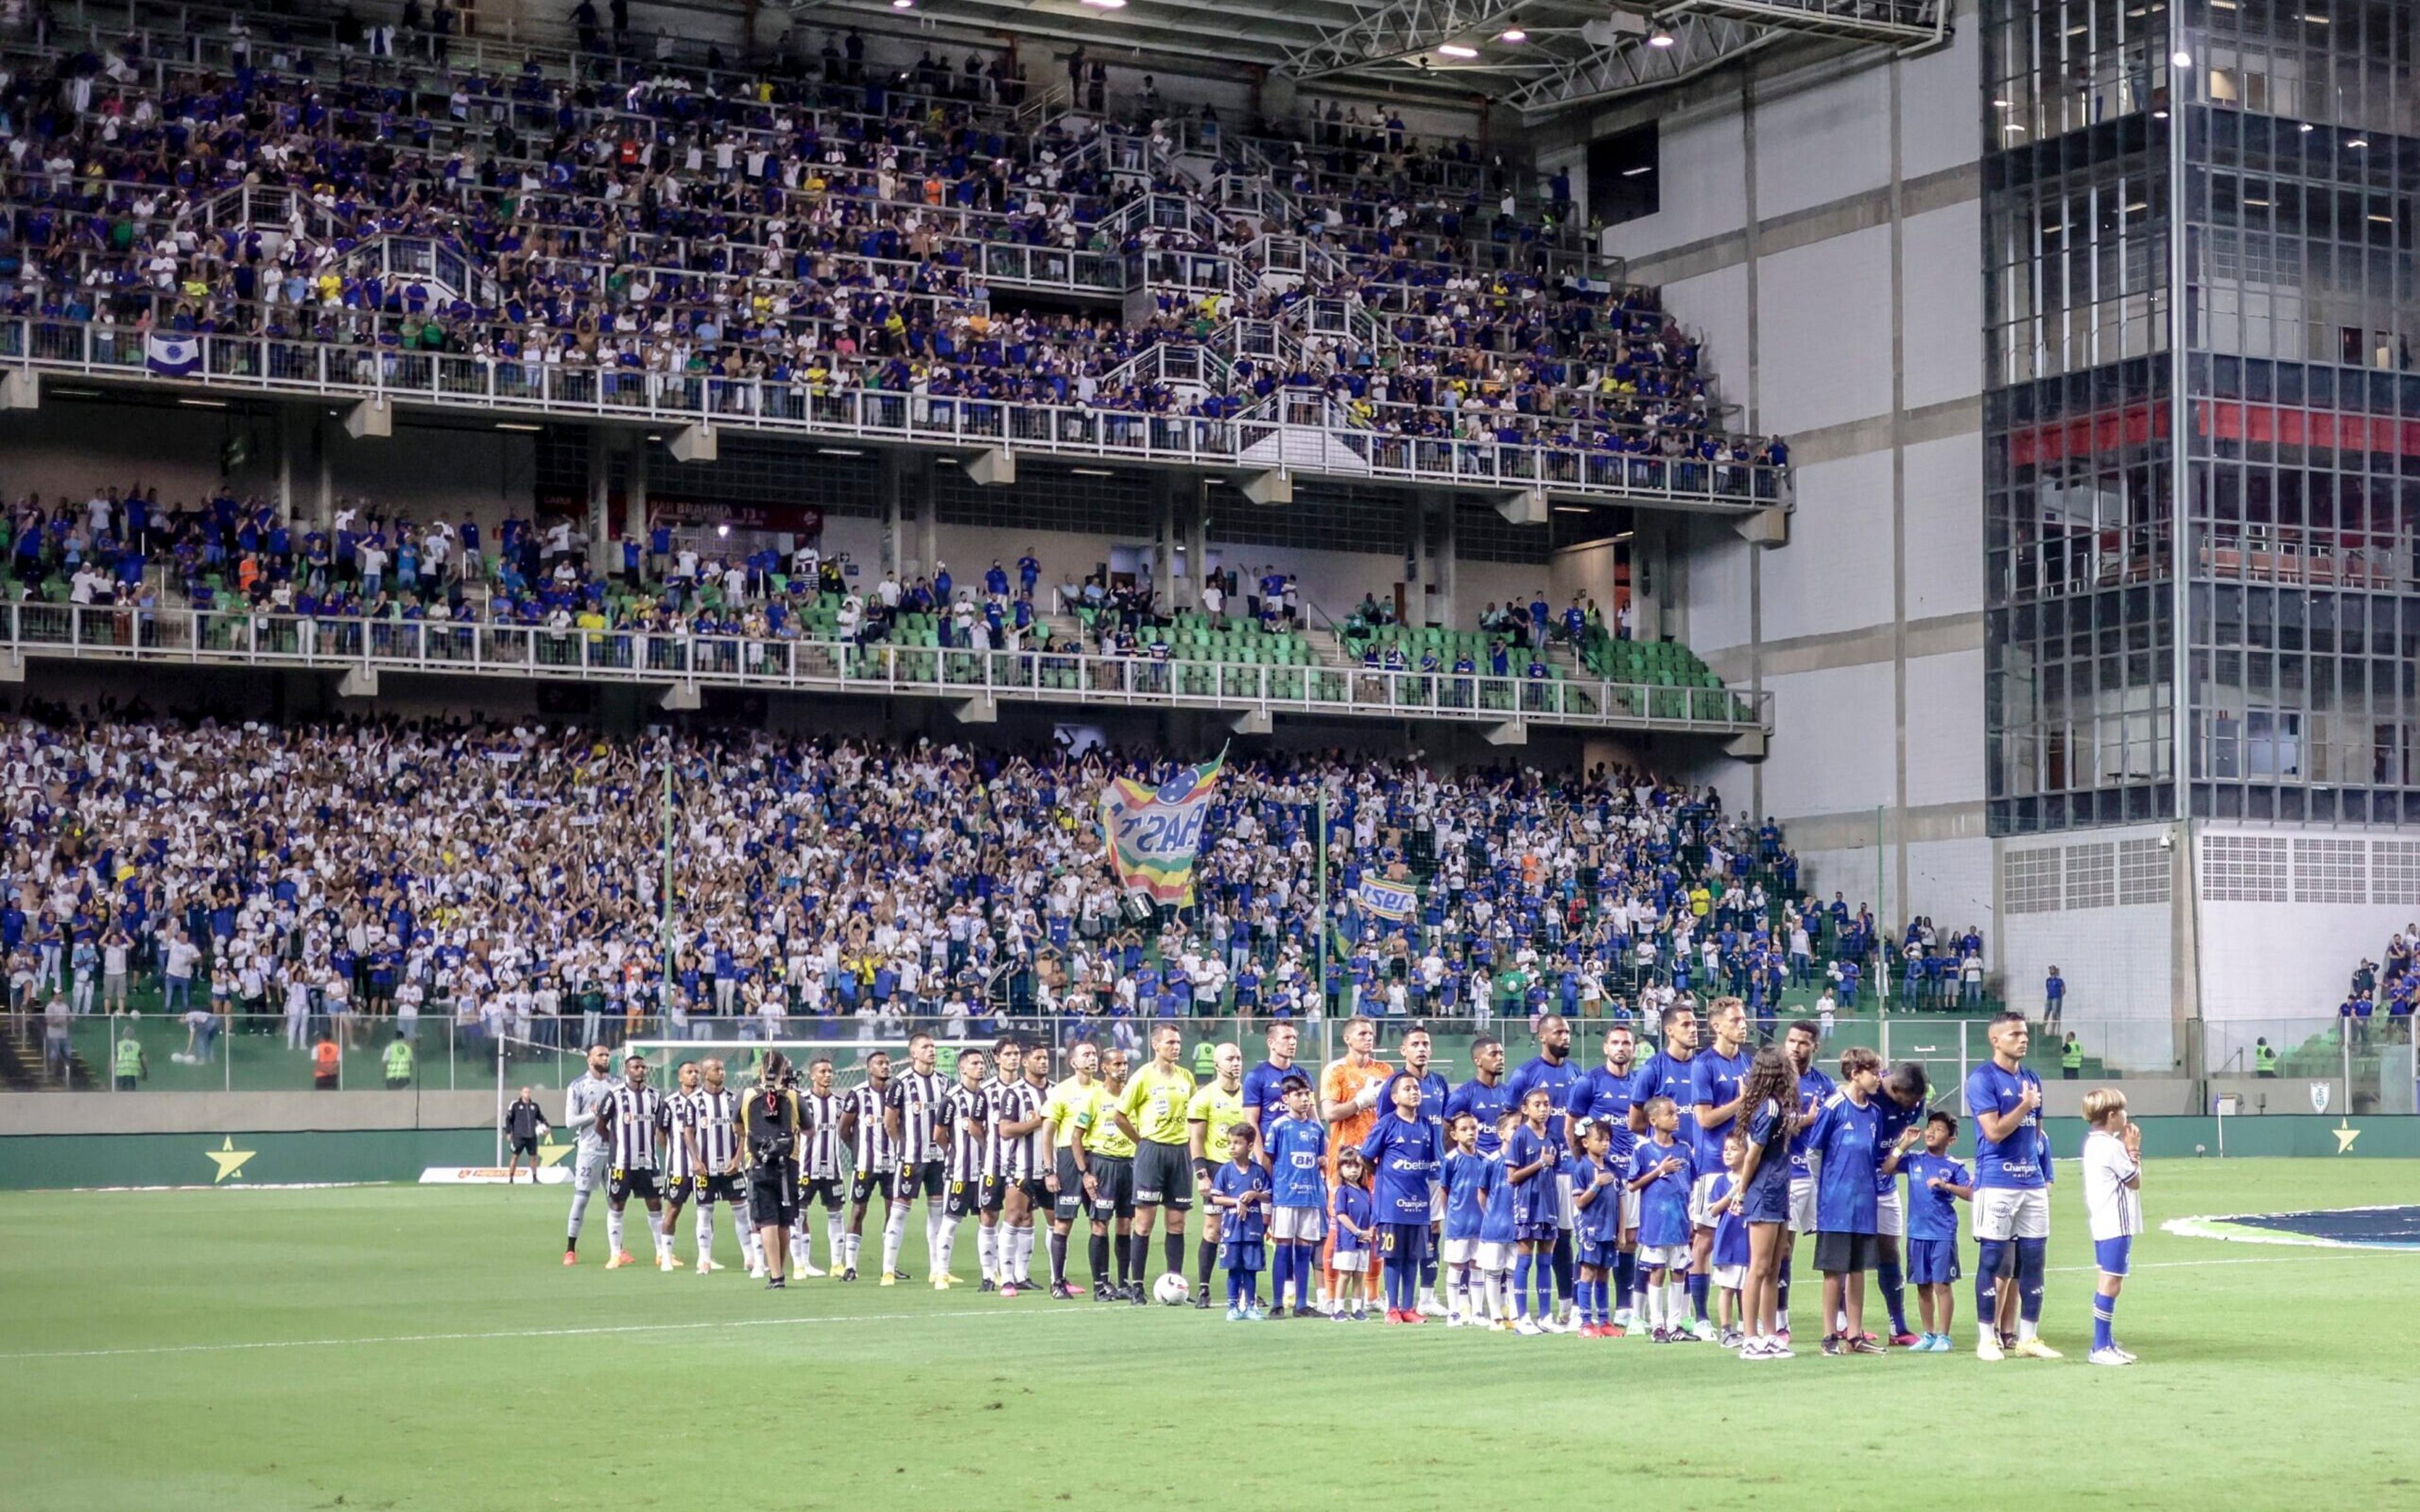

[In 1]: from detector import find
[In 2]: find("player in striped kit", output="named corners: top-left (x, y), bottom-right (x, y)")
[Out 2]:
top-left (991, 1039), bottom-right (1054, 1298)
top-left (690, 1059), bottom-right (760, 1277)
top-left (938, 1050), bottom-right (990, 1291)
top-left (885, 1034), bottom-right (954, 1286)
top-left (788, 1056), bottom-right (847, 1281)
top-left (974, 1040), bottom-right (1020, 1293)
top-left (657, 1060), bottom-right (703, 1273)
top-left (596, 1052), bottom-right (672, 1271)
top-left (840, 1050), bottom-right (902, 1283)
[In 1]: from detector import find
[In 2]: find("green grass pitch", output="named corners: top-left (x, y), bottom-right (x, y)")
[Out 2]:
top-left (6, 1160), bottom-right (2417, 1510)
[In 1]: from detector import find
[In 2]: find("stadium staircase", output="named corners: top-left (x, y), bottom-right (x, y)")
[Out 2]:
top-left (0, 1017), bottom-right (95, 1091)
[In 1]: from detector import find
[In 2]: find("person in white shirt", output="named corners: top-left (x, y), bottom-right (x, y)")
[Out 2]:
top-left (2079, 1088), bottom-right (2143, 1366)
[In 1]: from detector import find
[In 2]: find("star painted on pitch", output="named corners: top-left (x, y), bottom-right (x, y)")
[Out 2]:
top-left (206, 1136), bottom-right (255, 1183)
top-left (2332, 1120), bottom-right (2360, 1154)
top-left (537, 1138), bottom-right (571, 1169)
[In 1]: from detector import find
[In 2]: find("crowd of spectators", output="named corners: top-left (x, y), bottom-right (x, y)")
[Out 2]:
top-left (0, 8), bottom-right (1789, 481)
top-left (2340, 937), bottom-right (2419, 1046)
top-left (1, 707), bottom-right (1883, 1080)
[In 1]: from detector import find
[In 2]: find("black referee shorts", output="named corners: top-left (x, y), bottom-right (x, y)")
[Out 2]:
top-left (1088, 1154), bottom-right (1136, 1221)
top-left (1053, 1150), bottom-right (1086, 1224)
top-left (1132, 1140), bottom-right (1192, 1211)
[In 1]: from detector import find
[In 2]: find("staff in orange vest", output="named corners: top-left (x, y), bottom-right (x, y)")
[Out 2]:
top-left (312, 1034), bottom-right (342, 1090)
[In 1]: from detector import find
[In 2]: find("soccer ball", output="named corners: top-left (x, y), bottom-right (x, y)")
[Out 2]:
top-left (1152, 1273), bottom-right (1191, 1306)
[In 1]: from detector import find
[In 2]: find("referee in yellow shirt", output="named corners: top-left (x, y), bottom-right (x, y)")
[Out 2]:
top-left (1041, 1041), bottom-right (1107, 1300)
top-left (1114, 1024), bottom-right (1197, 1305)
top-left (1184, 1043), bottom-right (1250, 1309)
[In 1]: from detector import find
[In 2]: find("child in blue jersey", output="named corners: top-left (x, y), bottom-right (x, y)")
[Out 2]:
top-left (1361, 1074), bottom-right (1443, 1326)
top-left (1627, 1096), bottom-right (1697, 1342)
top-left (1504, 1085), bottom-right (1564, 1334)
top-left (1264, 1076), bottom-right (1327, 1319)
top-left (1328, 1148), bottom-right (1374, 1320)
top-left (1900, 1110), bottom-right (1973, 1352)
top-left (1439, 1113), bottom-right (1489, 1327)
top-left (1697, 1131), bottom-right (1751, 1348)
top-left (1477, 1112), bottom-right (1522, 1329)
top-left (1210, 1123), bottom-right (1270, 1320)
top-left (1570, 1120), bottom-right (1624, 1337)
top-left (1806, 1046), bottom-right (1906, 1356)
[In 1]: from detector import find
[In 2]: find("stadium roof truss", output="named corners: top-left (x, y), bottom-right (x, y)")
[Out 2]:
top-left (780, 0), bottom-right (1943, 118)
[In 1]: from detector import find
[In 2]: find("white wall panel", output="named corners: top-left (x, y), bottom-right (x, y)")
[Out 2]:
top-left (1753, 65), bottom-right (1891, 221)
top-left (1903, 648), bottom-right (1986, 808)
top-left (1902, 430), bottom-right (1985, 620)
top-left (1757, 450), bottom-right (1891, 643)
top-left (1760, 660), bottom-right (1898, 816)
top-left (1898, 200), bottom-right (1985, 409)
top-left (1601, 111), bottom-right (1748, 261)
top-left (1758, 226), bottom-right (1894, 434)
top-left (1681, 513), bottom-right (1753, 655)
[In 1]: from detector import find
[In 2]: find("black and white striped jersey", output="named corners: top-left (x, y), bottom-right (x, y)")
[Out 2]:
top-left (845, 1080), bottom-right (897, 1172)
top-left (797, 1090), bottom-right (844, 1180)
top-left (996, 1077), bottom-right (1050, 1183)
top-left (889, 1069), bottom-right (950, 1164)
top-left (660, 1090), bottom-right (700, 1180)
top-left (945, 1082), bottom-right (986, 1183)
top-left (694, 1088), bottom-right (740, 1176)
top-left (602, 1083), bottom-right (663, 1169)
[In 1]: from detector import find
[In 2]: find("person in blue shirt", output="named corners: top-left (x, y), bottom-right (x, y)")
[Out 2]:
top-left (1806, 1045), bottom-right (1906, 1355)
top-left (1359, 1074), bottom-right (1442, 1326)
top-left (1386, 1026), bottom-right (1454, 1317)
top-left (1870, 1060), bottom-right (1932, 1345)
top-left (1685, 995), bottom-right (1752, 1339)
top-left (1264, 1076), bottom-right (1327, 1319)
top-left (1475, 1112), bottom-right (1521, 1327)
top-left (1243, 1020), bottom-right (1305, 1140)
top-left (1438, 1111), bottom-right (1490, 1327)
top-left (2043, 965), bottom-right (2065, 1033)
top-left (1731, 1045), bottom-right (1799, 1358)
top-left (1504, 1084), bottom-right (1564, 1332)
top-left (1504, 1014), bottom-right (1578, 1327)
top-left (1327, 1147), bottom-right (1375, 1320)
top-left (1565, 1022), bottom-right (1639, 1325)
top-left (1210, 1123), bottom-right (1271, 1320)
top-left (1702, 1133), bottom-right (1751, 1346)
top-left (1625, 1095), bottom-right (1696, 1341)
top-left (1901, 1110), bottom-right (1974, 1352)
top-left (1773, 1019), bottom-right (1836, 1341)
top-left (1569, 1119), bottom-right (1624, 1336)
top-left (1965, 1010), bottom-right (2056, 1360)
top-left (1443, 1036), bottom-right (1511, 1155)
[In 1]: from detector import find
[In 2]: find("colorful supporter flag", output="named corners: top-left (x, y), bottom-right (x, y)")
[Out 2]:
top-left (1099, 751), bottom-right (1224, 905)
top-left (145, 334), bottom-right (202, 377)
top-left (1356, 877), bottom-right (1417, 921)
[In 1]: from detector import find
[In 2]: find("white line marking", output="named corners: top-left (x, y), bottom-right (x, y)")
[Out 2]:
top-left (0, 1307), bottom-right (1093, 1363)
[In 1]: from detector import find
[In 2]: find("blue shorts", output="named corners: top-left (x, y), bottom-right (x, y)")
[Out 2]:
top-left (1378, 1222), bottom-right (1429, 1265)
top-left (1220, 1238), bottom-right (1264, 1274)
top-left (2094, 1235), bottom-right (2133, 1277)
top-left (1907, 1237), bottom-right (1961, 1286)
top-left (1577, 1235), bottom-right (1619, 1269)
top-left (1741, 1171), bottom-right (1792, 1225)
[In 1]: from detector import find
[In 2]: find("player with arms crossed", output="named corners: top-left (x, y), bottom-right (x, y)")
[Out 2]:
top-left (562, 1044), bottom-right (614, 1264)
top-left (938, 1049), bottom-right (990, 1291)
top-left (1964, 1010), bottom-right (2060, 1360)
top-left (596, 1051), bottom-right (671, 1270)
top-left (839, 1049), bottom-right (903, 1283)
top-left (657, 1060), bottom-right (703, 1273)
top-left (992, 1038), bottom-right (1054, 1297)
top-left (887, 1034), bottom-right (955, 1286)
top-left (790, 1057), bottom-right (846, 1279)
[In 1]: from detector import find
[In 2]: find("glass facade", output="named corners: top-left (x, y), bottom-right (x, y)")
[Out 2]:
top-left (1983, 0), bottom-right (2420, 833)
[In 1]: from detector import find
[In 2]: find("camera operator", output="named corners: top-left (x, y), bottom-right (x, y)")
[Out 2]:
top-left (737, 1053), bottom-right (805, 1289)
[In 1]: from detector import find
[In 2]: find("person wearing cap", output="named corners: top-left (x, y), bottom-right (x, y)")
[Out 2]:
top-left (737, 1053), bottom-right (805, 1288)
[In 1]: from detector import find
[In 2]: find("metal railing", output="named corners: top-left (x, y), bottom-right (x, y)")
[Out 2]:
top-left (0, 604), bottom-right (1772, 733)
top-left (0, 322), bottom-right (1787, 510)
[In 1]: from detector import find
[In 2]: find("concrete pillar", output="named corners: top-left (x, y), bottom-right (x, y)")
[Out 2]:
top-left (587, 426), bottom-right (613, 573)
top-left (914, 453), bottom-right (938, 581)
top-left (1431, 490), bottom-right (1458, 629)
top-left (274, 407), bottom-right (296, 520)
top-left (1184, 476), bottom-right (1209, 610)
top-left (625, 436), bottom-right (649, 559)
top-left (313, 411), bottom-right (333, 529)
top-left (882, 450), bottom-right (906, 576)
top-left (1152, 473), bottom-right (1177, 608)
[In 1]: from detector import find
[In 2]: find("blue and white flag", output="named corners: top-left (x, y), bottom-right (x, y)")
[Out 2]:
top-left (145, 333), bottom-right (202, 377)
top-left (1356, 877), bottom-right (1416, 922)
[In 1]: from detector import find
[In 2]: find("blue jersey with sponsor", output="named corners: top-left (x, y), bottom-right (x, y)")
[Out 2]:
top-left (1359, 1113), bottom-right (1441, 1223)
top-left (1872, 1093), bottom-right (1924, 1194)
top-left (1788, 1067), bottom-right (1836, 1177)
top-left (1901, 1151), bottom-right (1969, 1242)
top-left (1565, 1063), bottom-right (1639, 1166)
top-left (1505, 1054), bottom-right (1579, 1147)
top-left (1628, 1137), bottom-right (1696, 1249)
top-left (1444, 1075), bottom-right (1512, 1155)
top-left (1443, 1149), bottom-right (1490, 1241)
top-left (1477, 1150), bottom-right (1518, 1244)
top-left (1572, 1155), bottom-right (1623, 1244)
top-left (1506, 1123), bottom-right (1561, 1228)
top-left (1265, 1114), bottom-right (1328, 1208)
top-left (1809, 1092), bottom-right (1881, 1234)
top-left (1688, 1045), bottom-right (1751, 1172)
top-left (1710, 1171), bottom-right (1749, 1266)
top-left (1963, 1060), bottom-right (2048, 1189)
top-left (1629, 1048), bottom-right (1697, 1121)
top-left (1243, 1058), bottom-right (1306, 1137)
top-left (1211, 1160), bottom-right (1270, 1244)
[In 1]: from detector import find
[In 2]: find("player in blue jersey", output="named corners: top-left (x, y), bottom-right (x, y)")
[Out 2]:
top-left (1777, 1020), bottom-right (1835, 1339)
top-left (1263, 1075), bottom-right (1327, 1319)
top-left (1387, 1025), bottom-right (1454, 1317)
top-left (1964, 1010), bottom-right (2058, 1360)
top-left (1477, 1111), bottom-right (1522, 1328)
top-left (1570, 1118), bottom-right (1624, 1337)
top-left (1702, 1131), bottom-right (1750, 1347)
top-left (1685, 996), bottom-right (1752, 1341)
top-left (1444, 1036), bottom-right (1510, 1154)
top-left (1567, 1023), bottom-right (1640, 1327)
top-left (1627, 1096), bottom-right (1696, 1341)
top-left (1628, 1002), bottom-right (1698, 1326)
top-left (1732, 1045), bottom-right (1799, 1359)
top-left (1901, 1109), bottom-right (1973, 1352)
top-left (1210, 1123), bottom-right (1271, 1319)
top-left (1361, 1072), bottom-right (1443, 1325)
top-left (1439, 1112), bottom-right (1490, 1326)
top-left (1807, 1046), bottom-right (1901, 1355)
top-left (1243, 1020), bottom-right (1305, 1139)
top-left (1504, 1084), bottom-right (1564, 1333)
top-left (1505, 1014), bottom-right (1579, 1329)
top-left (1869, 1060), bottom-right (1932, 1345)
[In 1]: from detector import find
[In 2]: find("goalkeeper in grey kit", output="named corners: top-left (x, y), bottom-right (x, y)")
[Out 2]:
top-left (562, 1044), bottom-right (616, 1264)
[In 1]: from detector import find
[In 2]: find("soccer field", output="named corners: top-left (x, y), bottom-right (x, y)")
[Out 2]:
top-left (7, 1162), bottom-right (2416, 1511)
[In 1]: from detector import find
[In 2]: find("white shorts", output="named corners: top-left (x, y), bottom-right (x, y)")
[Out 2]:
top-left (1555, 1171), bottom-right (1576, 1230)
top-left (1332, 1249), bottom-right (1368, 1275)
top-left (1973, 1187), bottom-right (2051, 1240)
top-left (1272, 1205), bottom-right (1325, 1243)
top-left (1876, 1187), bottom-right (1905, 1240)
top-left (1637, 1243), bottom-right (1686, 1270)
top-left (1620, 1186), bottom-right (1642, 1232)
top-left (1476, 1240), bottom-right (1514, 1274)
top-left (1430, 1185), bottom-right (1446, 1224)
top-left (1442, 1237), bottom-right (1477, 1268)
top-left (573, 1145), bottom-right (609, 1194)
top-left (1712, 1263), bottom-right (1746, 1292)
top-left (1788, 1176), bottom-right (1818, 1234)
